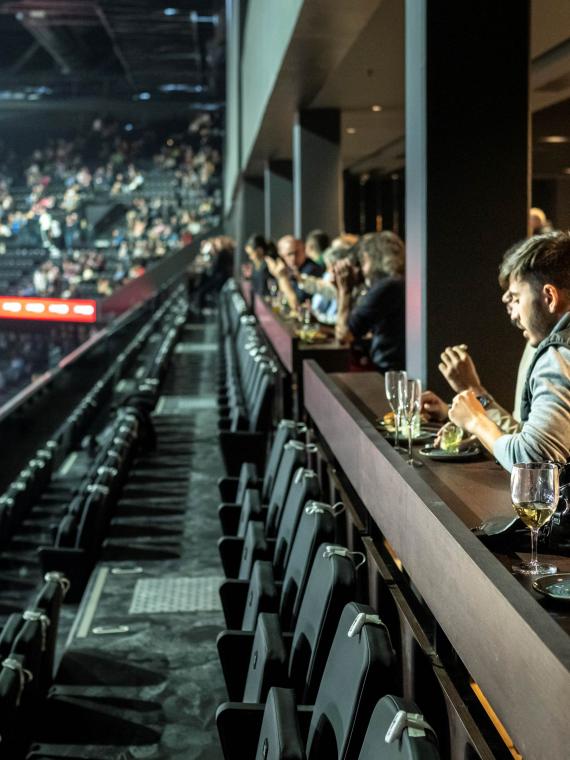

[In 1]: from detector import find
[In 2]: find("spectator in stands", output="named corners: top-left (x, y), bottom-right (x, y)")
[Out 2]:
top-left (334, 231), bottom-right (406, 372)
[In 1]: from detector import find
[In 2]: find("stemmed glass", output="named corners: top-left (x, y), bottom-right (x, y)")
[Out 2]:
top-left (384, 371), bottom-right (407, 450)
top-left (399, 377), bottom-right (422, 466)
top-left (511, 462), bottom-right (559, 576)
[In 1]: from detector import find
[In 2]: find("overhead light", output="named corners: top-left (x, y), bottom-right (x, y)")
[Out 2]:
top-left (124, 123), bottom-right (134, 131)
top-left (540, 135), bottom-right (569, 144)
top-left (563, 167), bottom-right (570, 175)
top-left (167, 138), bottom-right (174, 146)
top-left (371, 105), bottom-right (382, 112)
top-left (163, 7), bottom-right (179, 16)
top-left (346, 127), bottom-right (357, 135)
top-left (159, 83), bottom-right (204, 93)
top-left (136, 92), bottom-right (151, 101)
top-left (189, 11), bottom-right (219, 23)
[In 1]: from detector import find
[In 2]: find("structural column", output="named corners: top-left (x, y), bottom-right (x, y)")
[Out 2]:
top-left (264, 160), bottom-right (294, 240)
top-left (405, 0), bottom-right (530, 405)
top-left (233, 175), bottom-right (265, 276)
top-left (293, 109), bottom-right (342, 239)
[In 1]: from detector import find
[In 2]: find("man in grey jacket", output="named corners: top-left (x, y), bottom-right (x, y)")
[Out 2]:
top-left (448, 232), bottom-right (570, 472)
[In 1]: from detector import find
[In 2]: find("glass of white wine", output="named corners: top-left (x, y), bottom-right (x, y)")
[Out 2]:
top-left (511, 462), bottom-right (559, 576)
top-left (384, 370), bottom-right (407, 450)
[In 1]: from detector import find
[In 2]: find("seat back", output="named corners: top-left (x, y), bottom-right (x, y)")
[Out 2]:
top-left (254, 687), bottom-right (305, 760)
top-left (279, 504), bottom-right (337, 631)
top-left (241, 560), bottom-right (280, 632)
top-left (239, 521), bottom-right (271, 580)
top-left (237, 488), bottom-right (263, 538)
top-left (265, 442), bottom-right (311, 537)
top-left (271, 472), bottom-right (321, 578)
top-left (262, 421), bottom-right (307, 502)
top-left (358, 695), bottom-right (441, 759)
top-left (288, 545), bottom-right (357, 703)
top-left (243, 612), bottom-right (288, 702)
top-left (306, 602), bottom-right (397, 760)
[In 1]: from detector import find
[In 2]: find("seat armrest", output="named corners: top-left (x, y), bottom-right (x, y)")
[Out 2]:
top-left (219, 578), bottom-right (249, 628)
top-left (218, 503), bottom-right (242, 536)
top-left (216, 702), bottom-right (266, 760)
top-left (216, 630), bottom-right (254, 700)
top-left (217, 476), bottom-right (240, 502)
top-left (218, 536), bottom-right (244, 578)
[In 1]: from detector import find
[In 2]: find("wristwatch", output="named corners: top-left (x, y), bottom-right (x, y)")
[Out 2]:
top-left (476, 394), bottom-right (492, 409)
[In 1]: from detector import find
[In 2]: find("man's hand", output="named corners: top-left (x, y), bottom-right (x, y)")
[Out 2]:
top-left (265, 255), bottom-right (287, 279)
top-left (448, 390), bottom-right (487, 434)
top-left (333, 259), bottom-right (356, 293)
top-left (421, 390), bottom-right (449, 422)
top-left (439, 345), bottom-right (484, 394)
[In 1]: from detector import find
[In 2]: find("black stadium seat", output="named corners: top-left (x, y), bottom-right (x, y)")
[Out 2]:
top-left (216, 602), bottom-right (398, 759)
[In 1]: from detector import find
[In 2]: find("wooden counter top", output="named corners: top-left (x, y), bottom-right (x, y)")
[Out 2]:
top-left (304, 361), bottom-right (570, 760)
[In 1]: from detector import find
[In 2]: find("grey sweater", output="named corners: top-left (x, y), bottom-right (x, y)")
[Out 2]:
top-left (492, 314), bottom-right (570, 472)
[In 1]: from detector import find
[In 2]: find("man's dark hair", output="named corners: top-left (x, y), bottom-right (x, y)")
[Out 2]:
top-left (499, 231), bottom-right (570, 293)
top-left (246, 233), bottom-right (268, 251)
top-left (306, 229), bottom-right (330, 254)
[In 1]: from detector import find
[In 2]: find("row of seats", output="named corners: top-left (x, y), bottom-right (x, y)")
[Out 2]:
top-left (0, 284), bottom-right (191, 757)
top-left (0, 571), bottom-right (69, 757)
top-left (215, 299), bottom-right (443, 758)
top-left (217, 282), bottom-right (277, 476)
top-left (0, 286), bottom-right (188, 615)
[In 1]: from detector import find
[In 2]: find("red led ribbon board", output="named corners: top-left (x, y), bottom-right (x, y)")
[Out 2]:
top-left (0, 297), bottom-right (97, 323)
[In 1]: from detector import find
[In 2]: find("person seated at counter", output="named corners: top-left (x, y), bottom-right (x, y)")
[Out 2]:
top-left (422, 243), bottom-right (535, 431)
top-left (334, 231), bottom-right (406, 372)
top-left (244, 233), bottom-right (278, 296)
top-left (305, 229), bottom-right (330, 267)
top-left (292, 244), bottom-right (351, 325)
top-left (425, 232), bottom-right (570, 472)
top-left (266, 234), bottom-right (324, 311)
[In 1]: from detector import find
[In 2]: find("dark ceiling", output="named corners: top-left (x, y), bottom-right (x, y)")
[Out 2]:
top-left (0, 0), bottom-right (225, 110)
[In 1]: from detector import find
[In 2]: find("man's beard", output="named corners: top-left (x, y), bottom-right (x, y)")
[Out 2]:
top-left (516, 299), bottom-right (557, 346)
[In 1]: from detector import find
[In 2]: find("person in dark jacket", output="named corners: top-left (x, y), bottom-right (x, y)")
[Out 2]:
top-left (335, 231), bottom-right (405, 372)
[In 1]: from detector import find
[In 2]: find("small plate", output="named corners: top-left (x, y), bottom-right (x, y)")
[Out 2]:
top-left (419, 444), bottom-right (482, 461)
top-left (533, 574), bottom-right (570, 602)
top-left (381, 429), bottom-right (435, 445)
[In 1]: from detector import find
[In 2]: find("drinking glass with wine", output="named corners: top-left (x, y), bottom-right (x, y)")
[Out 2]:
top-left (511, 462), bottom-right (559, 576)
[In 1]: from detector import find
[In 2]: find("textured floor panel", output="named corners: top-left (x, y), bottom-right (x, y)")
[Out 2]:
top-left (155, 396), bottom-right (217, 414)
top-left (129, 577), bottom-right (222, 614)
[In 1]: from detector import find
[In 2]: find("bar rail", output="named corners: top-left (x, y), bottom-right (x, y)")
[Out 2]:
top-left (303, 359), bottom-right (570, 760)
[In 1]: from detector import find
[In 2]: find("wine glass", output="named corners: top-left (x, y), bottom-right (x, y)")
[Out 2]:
top-left (384, 371), bottom-right (407, 450)
top-left (399, 377), bottom-right (422, 466)
top-left (511, 462), bottom-right (559, 576)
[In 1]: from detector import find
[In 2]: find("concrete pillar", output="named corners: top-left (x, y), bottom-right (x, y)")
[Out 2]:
top-left (264, 160), bottom-right (294, 240)
top-left (293, 109), bottom-right (342, 239)
top-left (405, 0), bottom-right (530, 405)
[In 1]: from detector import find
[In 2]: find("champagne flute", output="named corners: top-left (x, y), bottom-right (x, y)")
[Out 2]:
top-left (384, 370), bottom-right (407, 450)
top-left (511, 462), bottom-right (559, 576)
top-left (399, 377), bottom-right (422, 466)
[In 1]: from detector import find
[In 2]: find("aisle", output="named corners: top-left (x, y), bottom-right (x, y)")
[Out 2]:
top-left (34, 318), bottom-right (226, 759)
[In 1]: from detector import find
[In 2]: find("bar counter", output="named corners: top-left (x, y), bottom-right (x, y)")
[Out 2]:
top-left (254, 293), bottom-right (350, 415)
top-left (303, 361), bottom-right (570, 760)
